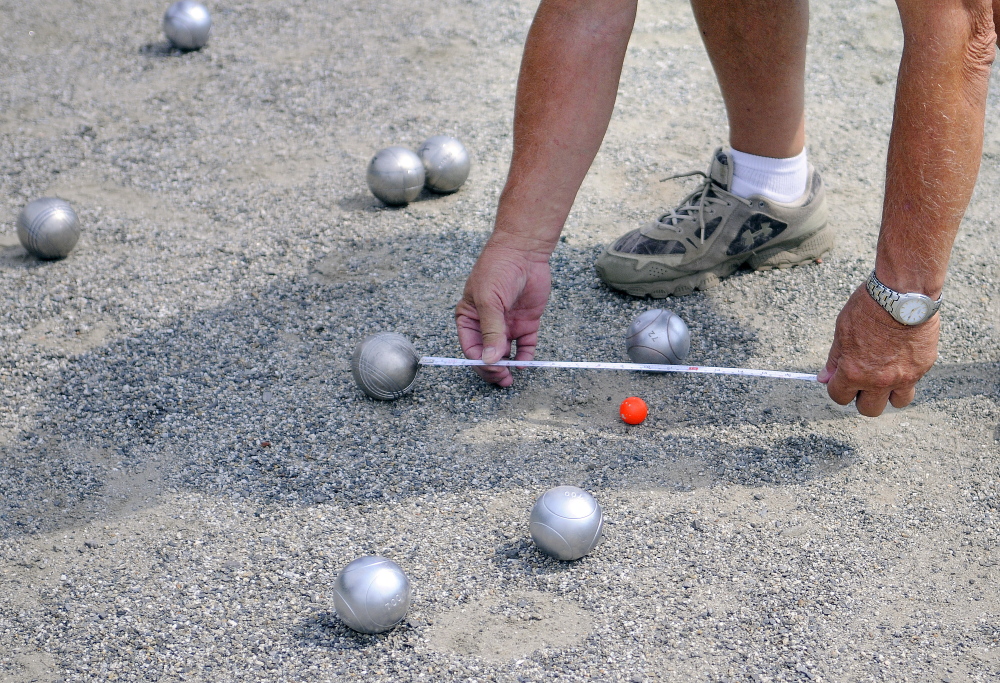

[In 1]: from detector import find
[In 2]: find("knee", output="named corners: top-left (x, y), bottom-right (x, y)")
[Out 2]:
top-left (897, 0), bottom-right (996, 74)
top-left (537, 0), bottom-right (638, 42)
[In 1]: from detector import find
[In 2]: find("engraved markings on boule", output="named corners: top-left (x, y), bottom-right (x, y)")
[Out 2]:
top-left (529, 486), bottom-right (604, 561)
top-left (351, 333), bottom-right (420, 400)
top-left (17, 197), bottom-right (81, 260)
top-left (625, 308), bottom-right (691, 365)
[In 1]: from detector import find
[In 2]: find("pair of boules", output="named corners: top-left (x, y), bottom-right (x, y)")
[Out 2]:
top-left (367, 136), bottom-right (470, 205)
top-left (333, 485), bottom-right (602, 635)
top-left (350, 308), bottom-right (690, 403)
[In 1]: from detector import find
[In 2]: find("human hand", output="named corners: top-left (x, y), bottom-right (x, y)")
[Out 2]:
top-left (818, 283), bottom-right (939, 416)
top-left (455, 237), bottom-right (552, 387)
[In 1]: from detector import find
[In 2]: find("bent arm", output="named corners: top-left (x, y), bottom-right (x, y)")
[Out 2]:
top-left (823, 0), bottom-right (996, 415)
top-left (456, 0), bottom-right (637, 381)
top-left (877, 0), bottom-right (996, 296)
top-left (494, 0), bottom-right (638, 255)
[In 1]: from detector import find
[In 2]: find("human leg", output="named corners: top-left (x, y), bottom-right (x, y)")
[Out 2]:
top-left (689, 0), bottom-right (809, 159)
top-left (594, 0), bottom-right (830, 297)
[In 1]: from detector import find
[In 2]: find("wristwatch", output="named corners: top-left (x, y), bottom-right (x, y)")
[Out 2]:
top-left (865, 270), bottom-right (942, 326)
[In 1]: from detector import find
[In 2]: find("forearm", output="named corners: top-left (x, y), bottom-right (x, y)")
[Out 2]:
top-left (492, 0), bottom-right (637, 255)
top-left (877, 1), bottom-right (996, 296)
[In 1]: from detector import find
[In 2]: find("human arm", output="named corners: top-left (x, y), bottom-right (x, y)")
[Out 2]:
top-left (456, 0), bottom-right (638, 386)
top-left (819, 0), bottom-right (996, 415)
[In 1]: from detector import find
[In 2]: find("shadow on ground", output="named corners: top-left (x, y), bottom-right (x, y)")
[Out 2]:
top-left (10, 228), bottom-right (993, 538)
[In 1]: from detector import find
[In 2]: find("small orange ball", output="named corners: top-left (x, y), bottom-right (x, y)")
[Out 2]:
top-left (619, 396), bottom-right (648, 425)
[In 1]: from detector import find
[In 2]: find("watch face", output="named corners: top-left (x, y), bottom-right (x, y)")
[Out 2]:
top-left (897, 297), bottom-right (930, 325)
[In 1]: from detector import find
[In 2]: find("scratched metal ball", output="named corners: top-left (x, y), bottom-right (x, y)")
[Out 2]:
top-left (366, 147), bottom-right (425, 205)
top-left (333, 556), bottom-right (411, 634)
top-left (529, 486), bottom-right (604, 561)
top-left (625, 308), bottom-right (690, 365)
top-left (351, 333), bottom-right (420, 400)
top-left (163, 1), bottom-right (212, 51)
top-left (17, 198), bottom-right (81, 260)
top-left (417, 135), bottom-right (470, 194)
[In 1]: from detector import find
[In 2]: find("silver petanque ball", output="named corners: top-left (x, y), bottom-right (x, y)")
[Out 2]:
top-left (163, 1), bottom-right (212, 51)
top-left (351, 333), bottom-right (420, 400)
top-left (333, 556), bottom-right (412, 634)
top-left (529, 486), bottom-right (604, 561)
top-left (366, 147), bottom-right (425, 205)
top-left (17, 198), bottom-right (81, 260)
top-left (417, 135), bottom-right (470, 194)
top-left (625, 308), bottom-right (691, 365)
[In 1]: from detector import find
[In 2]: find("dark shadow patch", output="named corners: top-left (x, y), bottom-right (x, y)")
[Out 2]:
top-left (0, 227), bottom-right (849, 538)
top-left (580, 433), bottom-right (855, 491)
top-left (920, 361), bottom-right (1000, 402)
top-left (296, 611), bottom-right (414, 650)
top-left (708, 434), bottom-right (855, 486)
top-left (341, 186), bottom-right (464, 212)
top-left (312, 244), bottom-right (399, 283)
top-left (0, 244), bottom-right (42, 270)
top-left (139, 42), bottom-right (183, 57)
top-left (337, 192), bottom-right (380, 212)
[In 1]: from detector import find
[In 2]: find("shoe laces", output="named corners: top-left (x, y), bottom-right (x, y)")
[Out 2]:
top-left (657, 170), bottom-right (751, 244)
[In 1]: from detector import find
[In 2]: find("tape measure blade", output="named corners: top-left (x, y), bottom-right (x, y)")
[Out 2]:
top-left (418, 356), bottom-right (817, 381)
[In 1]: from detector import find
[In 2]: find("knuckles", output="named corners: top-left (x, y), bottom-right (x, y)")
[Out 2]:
top-left (835, 363), bottom-right (923, 392)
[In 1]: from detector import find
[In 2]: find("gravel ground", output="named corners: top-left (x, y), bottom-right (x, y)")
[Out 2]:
top-left (2, 0), bottom-right (1000, 681)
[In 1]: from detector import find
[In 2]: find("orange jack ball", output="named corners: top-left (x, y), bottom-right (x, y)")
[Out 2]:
top-left (619, 397), bottom-right (648, 425)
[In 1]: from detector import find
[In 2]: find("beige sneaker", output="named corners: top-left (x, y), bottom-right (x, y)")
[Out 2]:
top-left (594, 147), bottom-right (833, 297)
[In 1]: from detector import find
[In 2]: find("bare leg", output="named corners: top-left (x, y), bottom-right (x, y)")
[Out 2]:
top-left (690, 0), bottom-right (809, 158)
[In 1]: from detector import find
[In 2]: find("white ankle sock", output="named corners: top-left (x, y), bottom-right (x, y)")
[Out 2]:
top-left (729, 147), bottom-right (809, 203)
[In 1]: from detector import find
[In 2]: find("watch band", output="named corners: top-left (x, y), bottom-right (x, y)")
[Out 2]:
top-left (866, 270), bottom-right (942, 325)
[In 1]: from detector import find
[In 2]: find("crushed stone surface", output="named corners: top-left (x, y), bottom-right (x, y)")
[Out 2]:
top-left (2, 0), bottom-right (999, 681)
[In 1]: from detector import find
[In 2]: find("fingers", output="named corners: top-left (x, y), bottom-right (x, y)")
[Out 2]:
top-left (512, 332), bottom-right (537, 362)
top-left (817, 334), bottom-right (840, 385)
top-left (472, 363), bottom-right (513, 387)
top-left (457, 308), bottom-right (512, 386)
top-left (456, 313), bottom-right (485, 362)
top-left (854, 388), bottom-right (892, 417)
top-left (825, 364), bottom-right (919, 416)
top-left (889, 384), bottom-right (916, 409)
top-left (824, 368), bottom-right (858, 406)
top-left (477, 300), bottom-right (510, 365)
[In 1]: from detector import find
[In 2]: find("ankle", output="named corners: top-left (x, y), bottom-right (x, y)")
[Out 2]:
top-left (729, 147), bottom-right (809, 203)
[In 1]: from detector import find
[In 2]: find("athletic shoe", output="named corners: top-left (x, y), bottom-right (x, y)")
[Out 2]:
top-left (594, 147), bottom-right (833, 297)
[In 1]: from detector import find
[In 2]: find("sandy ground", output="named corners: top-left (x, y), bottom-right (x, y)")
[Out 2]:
top-left (1, 0), bottom-right (1000, 681)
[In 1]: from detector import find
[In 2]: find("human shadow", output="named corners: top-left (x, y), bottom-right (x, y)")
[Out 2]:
top-left (0, 228), bottom-right (865, 539)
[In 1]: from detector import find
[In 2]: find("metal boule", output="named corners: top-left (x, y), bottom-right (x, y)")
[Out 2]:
top-left (417, 135), bottom-right (470, 194)
top-left (333, 556), bottom-right (411, 634)
top-left (529, 486), bottom-right (604, 561)
top-left (351, 333), bottom-right (420, 400)
top-left (163, 1), bottom-right (212, 51)
top-left (17, 197), bottom-right (81, 260)
top-left (366, 147), bottom-right (425, 205)
top-left (625, 308), bottom-right (691, 365)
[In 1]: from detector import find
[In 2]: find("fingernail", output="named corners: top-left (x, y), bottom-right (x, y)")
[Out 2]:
top-left (482, 346), bottom-right (498, 363)
top-left (817, 368), bottom-right (831, 383)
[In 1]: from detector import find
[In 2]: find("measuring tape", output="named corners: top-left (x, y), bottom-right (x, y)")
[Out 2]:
top-left (419, 357), bottom-right (818, 382)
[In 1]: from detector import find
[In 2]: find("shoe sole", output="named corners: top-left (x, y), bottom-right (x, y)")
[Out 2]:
top-left (608, 223), bottom-right (834, 298)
